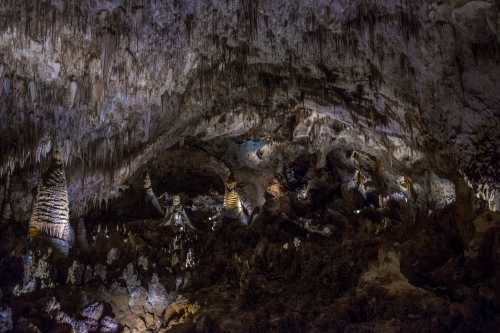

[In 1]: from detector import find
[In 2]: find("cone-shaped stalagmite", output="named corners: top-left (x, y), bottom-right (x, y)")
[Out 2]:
top-left (29, 143), bottom-right (72, 256)
top-left (144, 172), bottom-right (165, 217)
top-left (223, 175), bottom-right (248, 224)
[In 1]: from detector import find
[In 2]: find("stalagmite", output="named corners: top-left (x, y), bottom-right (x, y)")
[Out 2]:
top-left (162, 194), bottom-right (198, 290)
top-left (488, 189), bottom-right (500, 212)
top-left (348, 169), bottom-right (369, 199)
top-left (144, 172), bottom-right (164, 216)
top-left (223, 176), bottom-right (248, 224)
top-left (297, 184), bottom-right (310, 201)
top-left (28, 143), bottom-right (72, 256)
top-left (399, 176), bottom-right (413, 194)
top-left (163, 195), bottom-right (196, 231)
top-left (267, 179), bottom-right (284, 200)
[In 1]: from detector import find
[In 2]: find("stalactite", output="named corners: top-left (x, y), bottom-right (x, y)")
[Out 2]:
top-left (240, 0), bottom-right (259, 42)
top-left (77, 218), bottom-right (90, 252)
top-left (399, 0), bottom-right (420, 42)
top-left (0, 173), bottom-right (12, 221)
top-left (185, 13), bottom-right (194, 44)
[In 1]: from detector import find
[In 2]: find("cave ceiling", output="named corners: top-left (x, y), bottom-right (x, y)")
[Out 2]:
top-left (0, 0), bottom-right (499, 217)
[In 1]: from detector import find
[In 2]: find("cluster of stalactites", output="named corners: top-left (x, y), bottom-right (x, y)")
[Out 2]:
top-left (463, 173), bottom-right (500, 212)
top-left (29, 145), bottom-right (71, 255)
top-left (163, 195), bottom-right (196, 231)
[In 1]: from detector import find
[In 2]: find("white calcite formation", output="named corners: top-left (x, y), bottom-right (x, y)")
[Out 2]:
top-left (143, 172), bottom-right (164, 216)
top-left (107, 248), bottom-right (120, 265)
top-left (163, 196), bottom-right (196, 231)
top-left (145, 274), bottom-right (171, 318)
top-left (67, 260), bottom-right (84, 285)
top-left (13, 249), bottom-right (56, 296)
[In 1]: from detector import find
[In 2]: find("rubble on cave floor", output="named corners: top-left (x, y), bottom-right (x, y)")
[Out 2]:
top-left (1, 185), bottom-right (499, 332)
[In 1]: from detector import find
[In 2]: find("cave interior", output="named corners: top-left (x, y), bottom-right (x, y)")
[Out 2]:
top-left (0, 1), bottom-right (500, 332)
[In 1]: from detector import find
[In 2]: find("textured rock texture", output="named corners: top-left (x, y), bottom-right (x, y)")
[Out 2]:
top-left (0, 0), bottom-right (499, 218)
top-left (0, 2), bottom-right (500, 331)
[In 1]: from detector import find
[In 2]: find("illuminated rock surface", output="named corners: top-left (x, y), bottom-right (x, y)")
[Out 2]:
top-left (0, 1), bottom-right (499, 332)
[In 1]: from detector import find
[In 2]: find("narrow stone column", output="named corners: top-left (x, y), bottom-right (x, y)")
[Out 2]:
top-left (144, 172), bottom-right (164, 216)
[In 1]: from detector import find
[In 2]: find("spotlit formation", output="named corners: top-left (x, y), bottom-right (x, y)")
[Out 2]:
top-left (267, 179), bottom-right (284, 200)
top-left (144, 172), bottom-right (164, 216)
top-left (163, 194), bottom-right (195, 231)
top-left (223, 176), bottom-right (244, 221)
top-left (29, 144), bottom-right (72, 256)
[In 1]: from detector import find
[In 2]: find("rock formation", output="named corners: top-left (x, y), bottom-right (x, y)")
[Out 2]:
top-left (0, 1), bottom-right (499, 332)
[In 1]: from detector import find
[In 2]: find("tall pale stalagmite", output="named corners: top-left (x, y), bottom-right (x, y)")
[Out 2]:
top-left (144, 172), bottom-right (165, 216)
